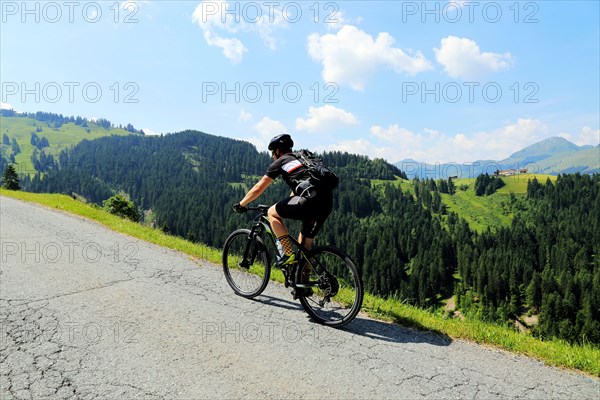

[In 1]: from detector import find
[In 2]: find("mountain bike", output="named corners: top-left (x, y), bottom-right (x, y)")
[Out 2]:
top-left (222, 205), bottom-right (363, 328)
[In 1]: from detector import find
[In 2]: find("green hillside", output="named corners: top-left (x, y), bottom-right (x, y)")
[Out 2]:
top-left (374, 174), bottom-right (558, 233)
top-left (0, 112), bottom-right (134, 174)
top-left (535, 146), bottom-right (600, 174)
top-left (442, 174), bottom-right (557, 232)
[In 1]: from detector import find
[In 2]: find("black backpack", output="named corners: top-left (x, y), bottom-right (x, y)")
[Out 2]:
top-left (294, 150), bottom-right (339, 191)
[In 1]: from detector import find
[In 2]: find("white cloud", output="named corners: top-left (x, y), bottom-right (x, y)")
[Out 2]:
top-left (192, 1), bottom-right (287, 63)
top-left (318, 139), bottom-right (397, 161)
top-left (560, 126), bottom-right (600, 146)
top-left (453, 133), bottom-right (475, 149)
top-left (290, 119), bottom-right (591, 165)
top-left (370, 124), bottom-right (421, 147)
top-left (441, 118), bottom-right (547, 162)
top-left (255, 117), bottom-right (287, 137)
top-left (579, 127), bottom-right (600, 146)
top-left (307, 25), bottom-right (433, 91)
top-left (202, 31), bottom-right (247, 63)
top-left (480, 118), bottom-right (547, 154)
top-left (142, 127), bottom-right (161, 136)
top-left (434, 36), bottom-right (513, 79)
top-left (239, 109), bottom-right (253, 122)
top-left (359, 119), bottom-right (549, 164)
top-left (319, 138), bottom-right (370, 154)
top-left (295, 105), bottom-right (359, 133)
top-left (424, 128), bottom-right (441, 139)
top-left (244, 117), bottom-right (288, 151)
top-left (315, 119), bottom-right (557, 165)
top-left (1, 102), bottom-right (13, 110)
top-left (324, 10), bottom-right (362, 31)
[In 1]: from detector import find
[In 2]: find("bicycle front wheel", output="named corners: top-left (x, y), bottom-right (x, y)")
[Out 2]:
top-left (222, 229), bottom-right (271, 298)
top-left (297, 246), bottom-right (363, 328)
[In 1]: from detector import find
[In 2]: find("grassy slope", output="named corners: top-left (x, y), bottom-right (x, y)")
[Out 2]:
top-left (4, 188), bottom-right (598, 377)
top-left (442, 174), bottom-right (557, 232)
top-left (537, 146), bottom-right (600, 174)
top-left (0, 115), bottom-right (132, 173)
top-left (371, 174), bottom-right (558, 233)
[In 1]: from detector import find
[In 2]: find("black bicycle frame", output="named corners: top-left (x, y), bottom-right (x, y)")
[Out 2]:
top-left (243, 207), bottom-right (322, 289)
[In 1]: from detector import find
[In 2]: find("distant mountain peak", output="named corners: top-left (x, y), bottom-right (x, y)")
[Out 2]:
top-left (508, 136), bottom-right (579, 160)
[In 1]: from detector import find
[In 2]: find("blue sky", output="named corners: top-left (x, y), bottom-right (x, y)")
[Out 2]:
top-left (1, 0), bottom-right (599, 163)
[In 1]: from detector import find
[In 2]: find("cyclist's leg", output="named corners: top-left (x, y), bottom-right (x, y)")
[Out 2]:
top-left (268, 204), bottom-right (295, 260)
top-left (299, 191), bottom-right (333, 249)
top-left (298, 192), bottom-right (333, 282)
top-left (270, 196), bottom-right (308, 259)
top-left (268, 204), bottom-right (288, 238)
top-left (298, 234), bottom-right (313, 251)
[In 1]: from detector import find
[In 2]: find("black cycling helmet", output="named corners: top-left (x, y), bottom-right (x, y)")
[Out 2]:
top-left (268, 134), bottom-right (294, 151)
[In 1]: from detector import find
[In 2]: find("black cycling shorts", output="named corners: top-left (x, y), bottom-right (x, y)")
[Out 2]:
top-left (275, 191), bottom-right (333, 239)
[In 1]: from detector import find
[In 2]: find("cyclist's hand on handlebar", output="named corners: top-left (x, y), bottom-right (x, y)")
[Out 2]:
top-left (233, 203), bottom-right (248, 213)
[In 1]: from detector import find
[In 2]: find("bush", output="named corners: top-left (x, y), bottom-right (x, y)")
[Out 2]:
top-left (102, 194), bottom-right (139, 222)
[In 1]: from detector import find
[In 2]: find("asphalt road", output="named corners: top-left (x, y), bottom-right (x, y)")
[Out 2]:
top-left (1, 195), bottom-right (599, 399)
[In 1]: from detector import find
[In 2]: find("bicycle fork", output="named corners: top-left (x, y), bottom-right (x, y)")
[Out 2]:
top-left (240, 228), bottom-right (261, 269)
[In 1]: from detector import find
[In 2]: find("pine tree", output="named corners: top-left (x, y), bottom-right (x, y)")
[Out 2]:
top-left (30, 132), bottom-right (39, 146)
top-left (2, 165), bottom-right (21, 190)
top-left (526, 271), bottom-right (542, 311)
top-left (447, 177), bottom-right (456, 195)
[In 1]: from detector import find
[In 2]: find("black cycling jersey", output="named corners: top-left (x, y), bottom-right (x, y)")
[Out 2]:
top-left (266, 153), bottom-right (311, 195)
top-left (267, 152), bottom-right (333, 239)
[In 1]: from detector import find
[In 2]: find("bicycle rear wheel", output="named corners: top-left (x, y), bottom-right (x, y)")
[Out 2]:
top-left (297, 246), bottom-right (363, 328)
top-left (222, 229), bottom-right (271, 298)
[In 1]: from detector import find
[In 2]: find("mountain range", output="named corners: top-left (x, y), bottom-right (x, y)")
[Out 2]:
top-left (1, 111), bottom-right (597, 180)
top-left (395, 137), bottom-right (599, 179)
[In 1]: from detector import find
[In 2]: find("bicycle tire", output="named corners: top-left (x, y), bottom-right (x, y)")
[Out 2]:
top-left (296, 245), bottom-right (363, 328)
top-left (222, 229), bottom-right (271, 298)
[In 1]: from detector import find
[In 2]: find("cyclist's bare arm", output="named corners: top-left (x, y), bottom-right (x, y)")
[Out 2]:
top-left (240, 175), bottom-right (273, 206)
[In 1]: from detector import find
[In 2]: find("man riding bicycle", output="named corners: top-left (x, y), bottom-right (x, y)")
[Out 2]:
top-left (233, 134), bottom-right (334, 271)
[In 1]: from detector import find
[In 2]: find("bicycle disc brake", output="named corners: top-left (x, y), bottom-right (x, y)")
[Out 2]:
top-left (319, 272), bottom-right (339, 298)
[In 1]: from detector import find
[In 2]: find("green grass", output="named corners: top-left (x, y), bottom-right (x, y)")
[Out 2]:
top-left (361, 293), bottom-right (600, 377)
top-left (370, 174), bottom-right (550, 232)
top-left (445, 174), bottom-right (558, 232)
top-left (442, 182), bottom-right (513, 232)
top-left (2, 188), bottom-right (599, 378)
top-left (407, 174), bottom-right (558, 233)
top-left (370, 175), bottom-right (405, 187)
top-left (0, 115), bottom-right (132, 174)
